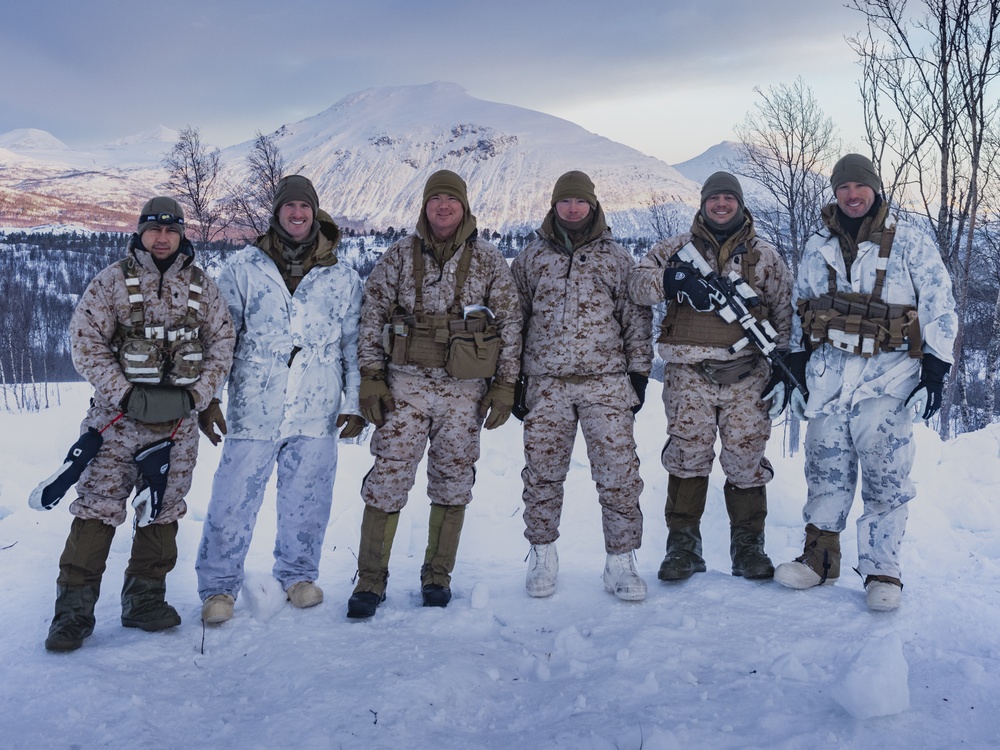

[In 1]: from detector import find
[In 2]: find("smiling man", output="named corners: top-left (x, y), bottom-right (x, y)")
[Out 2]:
top-left (348, 169), bottom-right (522, 618)
top-left (773, 154), bottom-right (958, 612)
top-left (627, 171), bottom-right (792, 585)
top-left (195, 175), bottom-right (364, 625)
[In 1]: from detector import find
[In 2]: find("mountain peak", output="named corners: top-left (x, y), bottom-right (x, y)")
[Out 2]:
top-left (0, 128), bottom-right (69, 151)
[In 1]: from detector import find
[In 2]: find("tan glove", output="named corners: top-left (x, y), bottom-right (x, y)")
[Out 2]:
top-left (337, 413), bottom-right (366, 439)
top-left (359, 367), bottom-right (395, 427)
top-left (478, 379), bottom-right (516, 430)
top-left (198, 398), bottom-right (227, 446)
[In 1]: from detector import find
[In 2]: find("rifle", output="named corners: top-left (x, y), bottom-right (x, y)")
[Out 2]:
top-left (673, 242), bottom-right (806, 397)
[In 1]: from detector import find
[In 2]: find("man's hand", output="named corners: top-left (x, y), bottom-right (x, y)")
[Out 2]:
top-left (479, 379), bottom-right (516, 430)
top-left (359, 367), bottom-right (395, 427)
top-left (198, 398), bottom-right (227, 446)
top-left (337, 414), bottom-right (366, 439)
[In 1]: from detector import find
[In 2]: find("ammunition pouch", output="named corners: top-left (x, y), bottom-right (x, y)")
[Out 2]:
top-left (798, 292), bottom-right (921, 359)
top-left (383, 308), bottom-right (500, 378)
top-left (114, 326), bottom-right (203, 386)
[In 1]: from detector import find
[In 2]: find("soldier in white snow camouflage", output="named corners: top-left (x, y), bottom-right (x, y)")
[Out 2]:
top-left (196, 176), bottom-right (364, 624)
top-left (628, 172), bottom-right (793, 584)
top-left (44, 197), bottom-right (235, 651)
top-left (773, 154), bottom-right (957, 612)
top-left (511, 170), bottom-right (652, 602)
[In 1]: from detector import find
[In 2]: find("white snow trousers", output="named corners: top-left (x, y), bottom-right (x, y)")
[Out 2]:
top-left (196, 436), bottom-right (337, 600)
top-left (802, 396), bottom-right (915, 580)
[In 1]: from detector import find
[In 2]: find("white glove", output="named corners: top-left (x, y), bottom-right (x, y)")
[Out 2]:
top-left (763, 381), bottom-right (786, 421)
top-left (790, 388), bottom-right (809, 421)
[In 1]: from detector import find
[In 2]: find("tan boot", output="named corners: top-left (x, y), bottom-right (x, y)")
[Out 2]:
top-left (421, 504), bottom-right (465, 607)
top-left (201, 594), bottom-right (235, 625)
top-left (347, 505), bottom-right (399, 619)
top-left (658, 475), bottom-right (708, 581)
top-left (724, 481), bottom-right (774, 580)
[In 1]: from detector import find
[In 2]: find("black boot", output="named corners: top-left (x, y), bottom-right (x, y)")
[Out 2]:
top-left (658, 475), bottom-right (708, 582)
top-left (121, 521), bottom-right (180, 631)
top-left (347, 505), bottom-right (399, 620)
top-left (45, 517), bottom-right (115, 652)
top-left (420, 504), bottom-right (465, 607)
top-left (121, 576), bottom-right (181, 631)
top-left (725, 481), bottom-right (774, 580)
top-left (45, 584), bottom-right (100, 652)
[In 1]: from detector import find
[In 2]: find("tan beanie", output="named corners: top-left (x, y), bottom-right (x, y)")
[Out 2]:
top-left (272, 175), bottom-right (319, 219)
top-left (551, 170), bottom-right (597, 206)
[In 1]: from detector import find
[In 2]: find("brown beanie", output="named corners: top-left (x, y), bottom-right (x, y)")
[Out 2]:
top-left (137, 196), bottom-right (185, 238)
top-left (551, 170), bottom-right (597, 206)
top-left (701, 172), bottom-right (744, 208)
top-left (830, 154), bottom-right (882, 193)
top-left (272, 175), bottom-right (319, 219)
top-left (422, 170), bottom-right (469, 211)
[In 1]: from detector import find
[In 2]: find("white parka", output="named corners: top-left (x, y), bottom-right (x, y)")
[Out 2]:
top-left (218, 244), bottom-right (362, 441)
top-left (792, 211), bottom-right (957, 418)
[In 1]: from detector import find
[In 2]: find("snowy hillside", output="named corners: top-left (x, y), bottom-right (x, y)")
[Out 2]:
top-left (1, 384), bottom-right (999, 748)
top-left (0, 83), bottom-right (702, 235)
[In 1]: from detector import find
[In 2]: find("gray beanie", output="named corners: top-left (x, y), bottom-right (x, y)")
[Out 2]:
top-left (700, 171), bottom-right (744, 208)
top-left (137, 196), bottom-right (185, 238)
top-left (272, 175), bottom-right (319, 219)
top-left (830, 154), bottom-right (882, 193)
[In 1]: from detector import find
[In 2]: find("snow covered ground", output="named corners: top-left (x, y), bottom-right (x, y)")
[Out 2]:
top-left (1, 383), bottom-right (998, 749)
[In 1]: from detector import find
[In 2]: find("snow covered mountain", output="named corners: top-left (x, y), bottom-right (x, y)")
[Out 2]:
top-left (0, 83), bottom-right (704, 235)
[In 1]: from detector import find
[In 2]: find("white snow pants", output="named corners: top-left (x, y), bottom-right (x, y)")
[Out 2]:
top-left (802, 395), bottom-right (915, 580)
top-left (196, 435), bottom-right (337, 600)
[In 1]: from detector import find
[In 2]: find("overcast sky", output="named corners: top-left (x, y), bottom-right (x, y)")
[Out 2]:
top-left (0, 0), bottom-right (870, 165)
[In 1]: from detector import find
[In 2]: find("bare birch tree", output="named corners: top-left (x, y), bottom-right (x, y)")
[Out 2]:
top-left (731, 77), bottom-right (840, 278)
top-left (163, 127), bottom-right (224, 246)
top-left (224, 130), bottom-right (287, 240)
top-left (848, 0), bottom-right (1000, 435)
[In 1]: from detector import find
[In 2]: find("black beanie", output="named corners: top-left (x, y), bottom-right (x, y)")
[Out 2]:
top-left (137, 196), bottom-right (185, 238)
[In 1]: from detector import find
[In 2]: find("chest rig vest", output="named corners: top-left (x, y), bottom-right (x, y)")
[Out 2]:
top-left (112, 257), bottom-right (206, 385)
top-left (797, 227), bottom-right (921, 358)
top-left (658, 238), bottom-right (769, 348)
top-left (382, 239), bottom-right (500, 378)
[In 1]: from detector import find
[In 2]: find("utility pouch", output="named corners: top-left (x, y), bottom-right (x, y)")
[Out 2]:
top-left (118, 337), bottom-right (164, 384)
top-left (695, 355), bottom-right (759, 385)
top-left (166, 338), bottom-right (204, 386)
top-left (446, 311), bottom-right (501, 379)
top-left (383, 306), bottom-right (412, 366)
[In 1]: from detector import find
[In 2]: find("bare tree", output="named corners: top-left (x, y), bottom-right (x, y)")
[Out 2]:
top-left (163, 126), bottom-right (224, 245)
top-left (731, 77), bottom-right (841, 277)
top-left (646, 191), bottom-right (687, 242)
top-left (848, 0), bottom-right (1000, 436)
top-left (223, 130), bottom-right (287, 240)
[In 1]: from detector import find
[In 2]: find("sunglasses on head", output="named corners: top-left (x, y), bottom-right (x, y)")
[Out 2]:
top-left (141, 213), bottom-right (185, 226)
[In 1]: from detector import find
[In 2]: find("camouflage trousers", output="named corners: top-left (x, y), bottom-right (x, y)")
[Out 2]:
top-left (521, 374), bottom-right (643, 554)
top-left (362, 370), bottom-right (488, 512)
top-left (70, 403), bottom-right (198, 526)
top-left (196, 435), bottom-right (337, 599)
top-left (802, 395), bottom-right (915, 579)
top-left (661, 361), bottom-right (774, 487)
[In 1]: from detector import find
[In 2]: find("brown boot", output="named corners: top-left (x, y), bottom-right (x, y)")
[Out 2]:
top-left (774, 524), bottom-right (841, 589)
top-left (45, 517), bottom-right (115, 652)
top-left (724, 481), bottom-right (774, 580)
top-left (121, 521), bottom-right (181, 631)
top-left (658, 475), bottom-right (708, 581)
top-left (421, 503), bottom-right (465, 607)
top-left (347, 505), bottom-right (399, 619)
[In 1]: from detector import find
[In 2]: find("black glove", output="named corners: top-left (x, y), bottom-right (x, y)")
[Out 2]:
top-left (512, 375), bottom-right (529, 422)
top-left (784, 351), bottom-right (811, 421)
top-left (905, 353), bottom-right (950, 421)
top-left (663, 266), bottom-right (714, 312)
top-left (132, 438), bottom-right (174, 527)
top-left (122, 385), bottom-right (195, 424)
top-left (29, 428), bottom-right (104, 510)
top-left (628, 372), bottom-right (648, 414)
